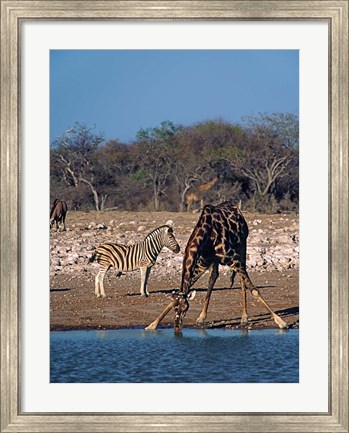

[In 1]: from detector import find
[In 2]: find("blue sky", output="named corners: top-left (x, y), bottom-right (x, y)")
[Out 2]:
top-left (50, 50), bottom-right (298, 144)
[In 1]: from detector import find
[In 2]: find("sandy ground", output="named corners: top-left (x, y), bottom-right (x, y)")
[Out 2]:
top-left (50, 210), bottom-right (299, 331)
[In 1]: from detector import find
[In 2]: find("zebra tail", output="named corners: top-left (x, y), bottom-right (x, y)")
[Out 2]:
top-left (88, 252), bottom-right (96, 264)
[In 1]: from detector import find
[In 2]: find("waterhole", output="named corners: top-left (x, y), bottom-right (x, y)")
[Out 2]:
top-left (50, 328), bottom-right (298, 383)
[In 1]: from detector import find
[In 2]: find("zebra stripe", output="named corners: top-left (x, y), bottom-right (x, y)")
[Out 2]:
top-left (90, 225), bottom-right (180, 298)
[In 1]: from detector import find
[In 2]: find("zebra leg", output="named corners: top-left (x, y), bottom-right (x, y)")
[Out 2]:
top-left (96, 267), bottom-right (109, 298)
top-left (99, 270), bottom-right (107, 298)
top-left (95, 272), bottom-right (101, 297)
top-left (140, 266), bottom-right (151, 297)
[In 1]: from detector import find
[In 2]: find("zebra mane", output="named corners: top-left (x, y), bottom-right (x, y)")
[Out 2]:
top-left (144, 225), bottom-right (171, 240)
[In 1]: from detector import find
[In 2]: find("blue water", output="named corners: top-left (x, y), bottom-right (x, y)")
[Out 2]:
top-left (50, 328), bottom-right (298, 383)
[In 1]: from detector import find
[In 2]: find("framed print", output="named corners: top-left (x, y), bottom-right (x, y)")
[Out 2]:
top-left (1, 1), bottom-right (348, 432)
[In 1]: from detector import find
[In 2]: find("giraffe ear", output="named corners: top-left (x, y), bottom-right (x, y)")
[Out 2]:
top-left (188, 290), bottom-right (196, 300)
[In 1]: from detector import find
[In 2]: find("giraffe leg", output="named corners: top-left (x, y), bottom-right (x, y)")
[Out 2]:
top-left (232, 242), bottom-right (248, 324)
top-left (229, 264), bottom-right (248, 325)
top-left (187, 198), bottom-right (192, 212)
top-left (140, 266), bottom-right (151, 297)
top-left (145, 300), bottom-right (175, 330)
top-left (240, 277), bottom-right (248, 325)
top-left (240, 271), bottom-right (288, 329)
top-left (230, 270), bottom-right (236, 288)
top-left (196, 263), bottom-right (219, 324)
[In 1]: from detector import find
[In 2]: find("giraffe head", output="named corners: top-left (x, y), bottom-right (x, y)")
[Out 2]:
top-left (172, 290), bottom-right (196, 334)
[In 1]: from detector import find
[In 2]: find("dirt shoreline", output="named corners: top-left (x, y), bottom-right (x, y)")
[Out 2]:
top-left (50, 269), bottom-right (299, 331)
top-left (50, 211), bottom-right (299, 331)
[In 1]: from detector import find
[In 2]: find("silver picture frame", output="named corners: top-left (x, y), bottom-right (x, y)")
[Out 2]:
top-left (1, 1), bottom-right (348, 432)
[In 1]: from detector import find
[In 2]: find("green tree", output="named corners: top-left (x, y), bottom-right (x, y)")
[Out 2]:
top-left (134, 121), bottom-right (180, 211)
top-left (51, 123), bottom-right (107, 211)
top-left (173, 124), bottom-right (219, 211)
top-left (226, 113), bottom-right (298, 200)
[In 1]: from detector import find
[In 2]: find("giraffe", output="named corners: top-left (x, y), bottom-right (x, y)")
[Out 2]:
top-left (185, 177), bottom-right (218, 212)
top-left (145, 201), bottom-right (288, 334)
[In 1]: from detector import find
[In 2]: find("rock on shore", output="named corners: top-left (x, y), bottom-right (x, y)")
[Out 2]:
top-left (50, 211), bottom-right (299, 281)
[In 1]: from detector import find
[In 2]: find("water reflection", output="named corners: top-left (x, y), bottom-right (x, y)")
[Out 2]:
top-left (51, 328), bottom-right (299, 383)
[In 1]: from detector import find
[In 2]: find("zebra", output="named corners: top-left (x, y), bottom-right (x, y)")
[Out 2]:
top-left (88, 225), bottom-right (180, 298)
top-left (50, 199), bottom-right (68, 231)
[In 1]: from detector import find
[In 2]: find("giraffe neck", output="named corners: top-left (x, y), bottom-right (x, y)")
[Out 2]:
top-left (180, 207), bottom-right (213, 293)
top-left (196, 177), bottom-right (217, 193)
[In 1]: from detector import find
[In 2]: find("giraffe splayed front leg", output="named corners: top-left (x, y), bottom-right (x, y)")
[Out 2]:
top-left (145, 290), bottom-right (196, 333)
top-left (145, 300), bottom-right (174, 330)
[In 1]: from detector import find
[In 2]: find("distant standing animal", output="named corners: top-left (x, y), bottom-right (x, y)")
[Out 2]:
top-left (50, 199), bottom-right (68, 231)
top-left (185, 177), bottom-right (218, 212)
top-left (146, 201), bottom-right (288, 333)
top-left (88, 225), bottom-right (180, 298)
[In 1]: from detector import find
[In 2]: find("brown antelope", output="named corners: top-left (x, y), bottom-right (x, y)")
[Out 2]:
top-left (50, 199), bottom-right (68, 231)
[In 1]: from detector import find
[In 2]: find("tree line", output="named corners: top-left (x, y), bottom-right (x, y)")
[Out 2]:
top-left (50, 113), bottom-right (299, 213)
